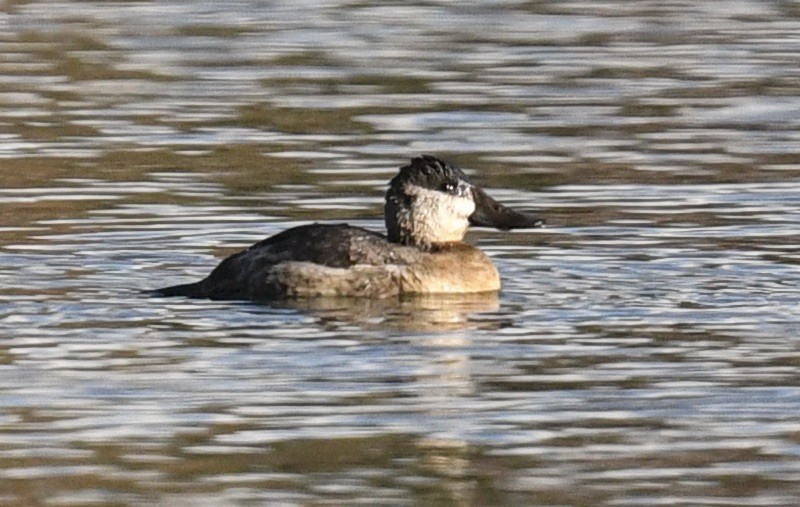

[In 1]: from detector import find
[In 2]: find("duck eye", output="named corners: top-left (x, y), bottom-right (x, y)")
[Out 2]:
top-left (440, 182), bottom-right (457, 195)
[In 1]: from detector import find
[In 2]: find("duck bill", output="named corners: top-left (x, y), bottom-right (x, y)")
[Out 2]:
top-left (469, 186), bottom-right (544, 230)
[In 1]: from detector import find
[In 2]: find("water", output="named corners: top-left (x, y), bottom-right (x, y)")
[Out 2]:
top-left (1, 1), bottom-right (800, 505)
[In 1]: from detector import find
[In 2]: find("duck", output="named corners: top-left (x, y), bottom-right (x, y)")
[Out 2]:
top-left (153, 155), bottom-right (543, 300)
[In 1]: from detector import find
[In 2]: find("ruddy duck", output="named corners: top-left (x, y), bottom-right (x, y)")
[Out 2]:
top-left (153, 155), bottom-right (542, 300)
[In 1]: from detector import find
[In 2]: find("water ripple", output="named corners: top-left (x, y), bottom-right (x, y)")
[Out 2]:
top-left (1, 0), bottom-right (800, 505)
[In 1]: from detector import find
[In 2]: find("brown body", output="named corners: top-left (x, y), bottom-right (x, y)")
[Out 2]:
top-left (271, 243), bottom-right (500, 298)
top-left (158, 224), bottom-right (499, 300)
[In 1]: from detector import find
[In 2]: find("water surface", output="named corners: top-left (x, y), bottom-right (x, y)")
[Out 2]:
top-left (1, 1), bottom-right (800, 505)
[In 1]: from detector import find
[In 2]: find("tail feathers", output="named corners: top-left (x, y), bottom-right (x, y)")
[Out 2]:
top-left (147, 281), bottom-right (205, 298)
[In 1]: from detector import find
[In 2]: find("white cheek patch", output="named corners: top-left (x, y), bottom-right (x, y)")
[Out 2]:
top-left (401, 184), bottom-right (475, 243)
top-left (405, 185), bottom-right (475, 217)
top-left (452, 193), bottom-right (476, 218)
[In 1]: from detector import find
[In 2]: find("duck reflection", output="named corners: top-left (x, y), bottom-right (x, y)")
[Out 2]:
top-left (268, 291), bottom-right (506, 332)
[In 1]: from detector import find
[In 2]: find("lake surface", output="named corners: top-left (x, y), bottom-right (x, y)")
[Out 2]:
top-left (2, 1), bottom-right (800, 505)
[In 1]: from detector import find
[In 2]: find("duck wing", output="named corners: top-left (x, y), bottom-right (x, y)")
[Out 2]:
top-left (153, 223), bottom-right (416, 300)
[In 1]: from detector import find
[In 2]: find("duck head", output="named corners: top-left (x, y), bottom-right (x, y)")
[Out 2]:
top-left (385, 155), bottom-right (543, 249)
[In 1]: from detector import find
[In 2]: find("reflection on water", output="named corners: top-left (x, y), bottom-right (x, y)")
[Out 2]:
top-left (268, 293), bottom-right (502, 332)
top-left (2, 0), bottom-right (800, 505)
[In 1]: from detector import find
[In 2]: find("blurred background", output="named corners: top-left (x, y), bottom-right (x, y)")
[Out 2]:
top-left (1, 1), bottom-right (800, 505)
